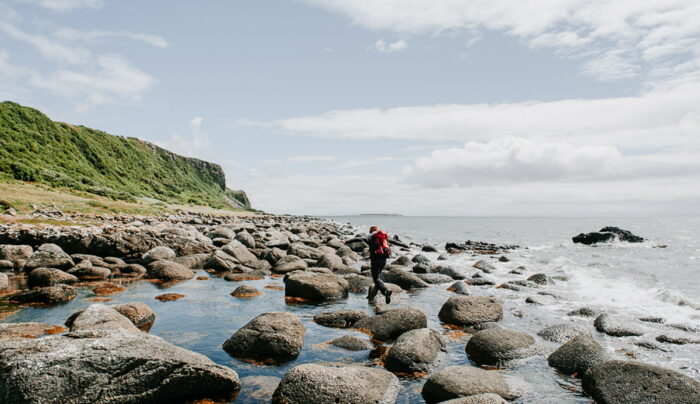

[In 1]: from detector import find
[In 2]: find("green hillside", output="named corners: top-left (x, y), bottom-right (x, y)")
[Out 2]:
top-left (0, 101), bottom-right (251, 210)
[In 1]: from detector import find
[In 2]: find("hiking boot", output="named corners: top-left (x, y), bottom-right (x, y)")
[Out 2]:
top-left (385, 290), bottom-right (392, 304)
top-left (367, 286), bottom-right (378, 301)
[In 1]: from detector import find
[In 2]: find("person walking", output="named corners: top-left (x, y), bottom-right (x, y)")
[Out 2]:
top-left (349, 226), bottom-right (393, 304)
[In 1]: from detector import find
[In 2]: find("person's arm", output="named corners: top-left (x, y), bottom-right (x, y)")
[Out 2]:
top-left (345, 235), bottom-right (370, 245)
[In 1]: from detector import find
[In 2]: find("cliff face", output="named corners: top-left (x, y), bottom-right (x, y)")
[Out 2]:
top-left (0, 101), bottom-right (251, 210)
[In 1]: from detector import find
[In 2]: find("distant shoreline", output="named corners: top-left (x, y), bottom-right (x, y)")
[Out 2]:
top-left (358, 213), bottom-right (403, 216)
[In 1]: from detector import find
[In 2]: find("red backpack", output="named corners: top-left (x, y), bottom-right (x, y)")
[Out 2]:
top-left (371, 231), bottom-right (391, 257)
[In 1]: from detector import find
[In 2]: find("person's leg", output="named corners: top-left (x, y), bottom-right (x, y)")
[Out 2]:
top-left (370, 257), bottom-right (388, 295)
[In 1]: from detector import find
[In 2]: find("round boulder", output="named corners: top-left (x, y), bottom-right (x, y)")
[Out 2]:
top-left (231, 285), bottom-right (262, 298)
top-left (142, 246), bottom-right (176, 264)
top-left (112, 302), bottom-right (156, 331)
top-left (547, 334), bottom-right (606, 376)
top-left (24, 244), bottom-right (74, 271)
top-left (146, 260), bottom-right (194, 280)
top-left (313, 310), bottom-right (368, 328)
top-left (594, 314), bottom-right (644, 337)
top-left (537, 323), bottom-right (591, 343)
top-left (272, 363), bottom-right (400, 404)
top-left (273, 255), bottom-right (308, 274)
top-left (384, 328), bottom-right (446, 373)
top-left (223, 312), bottom-right (305, 361)
top-left (28, 268), bottom-right (78, 287)
top-left (438, 296), bottom-right (503, 327)
top-left (421, 366), bottom-right (517, 404)
top-left (354, 307), bottom-right (427, 341)
top-left (66, 304), bottom-right (140, 333)
top-left (329, 335), bottom-right (373, 351)
top-left (9, 285), bottom-right (76, 305)
top-left (284, 272), bottom-right (349, 301)
top-left (466, 328), bottom-right (539, 366)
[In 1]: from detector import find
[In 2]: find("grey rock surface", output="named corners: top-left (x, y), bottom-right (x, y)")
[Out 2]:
top-left (547, 334), bottom-right (606, 375)
top-left (223, 312), bottom-right (305, 361)
top-left (438, 296), bottom-right (503, 326)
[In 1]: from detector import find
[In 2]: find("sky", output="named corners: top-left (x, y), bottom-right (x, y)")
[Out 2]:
top-left (1, 0), bottom-right (699, 216)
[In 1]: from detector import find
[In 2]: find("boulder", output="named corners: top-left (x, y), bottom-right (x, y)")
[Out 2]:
top-left (0, 330), bottom-right (240, 403)
top-left (231, 285), bottom-right (262, 298)
top-left (272, 364), bottom-right (400, 404)
top-left (204, 250), bottom-right (239, 271)
top-left (422, 245), bottom-right (438, 253)
top-left (547, 334), bottom-right (606, 375)
top-left (473, 260), bottom-right (495, 273)
top-left (316, 253), bottom-right (345, 271)
top-left (537, 323), bottom-right (591, 343)
top-left (417, 273), bottom-right (455, 284)
top-left (345, 274), bottom-right (374, 292)
top-left (466, 328), bottom-right (539, 366)
top-left (273, 255), bottom-right (308, 274)
top-left (527, 273), bottom-right (552, 285)
top-left (115, 263), bottom-right (146, 278)
top-left (142, 246), bottom-right (176, 264)
top-left (0, 272), bottom-right (7, 290)
top-left (146, 260), bottom-right (194, 280)
top-left (287, 242), bottom-right (322, 260)
top-left (381, 268), bottom-right (429, 290)
top-left (173, 253), bottom-right (208, 269)
top-left (441, 394), bottom-right (507, 404)
top-left (112, 302), bottom-right (156, 331)
top-left (0, 245), bottom-right (33, 262)
top-left (567, 307), bottom-right (599, 317)
top-left (582, 360), bottom-right (700, 404)
top-left (0, 322), bottom-right (65, 339)
top-left (385, 328), bottom-right (446, 373)
top-left (263, 247), bottom-right (287, 265)
top-left (438, 266), bottom-right (466, 280)
top-left (66, 304), bottom-right (140, 333)
top-left (314, 310), bottom-right (369, 328)
top-left (594, 314), bottom-right (644, 337)
top-left (448, 281), bottom-right (471, 295)
top-left (329, 335), bottom-right (373, 351)
top-left (9, 285), bottom-right (76, 304)
top-left (421, 366), bottom-right (517, 404)
top-left (27, 267), bottom-right (78, 287)
top-left (284, 272), bottom-right (349, 301)
top-left (354, 307), bottom-right (427, 341)
top-left (235, 231), bottom-right (256, 248)
top-left (24, 244), bottom-right (74, 271)
top-left (222, 240), bottom-right (259, 267)
top-left (223, 312), bottom-right (305, 361)
top-left (390, 256), bottom-right (411, 266)
top-left (412, 254), bottom-right (430, 264)
top-left (335, 246), bottom-right (359, 261)
top-left (438, 296), bottom-right (503, 327)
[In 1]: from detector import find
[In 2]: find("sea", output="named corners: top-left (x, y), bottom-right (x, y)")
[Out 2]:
top-left (4, 216), bottom-right (699, 403)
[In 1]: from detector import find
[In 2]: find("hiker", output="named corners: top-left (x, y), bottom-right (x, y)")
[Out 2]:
top-left (348, 226), bottom-right (393, 304)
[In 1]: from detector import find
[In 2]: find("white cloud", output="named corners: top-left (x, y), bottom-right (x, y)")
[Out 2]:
top-left (161, 116), bottom-right (212, 158)
top-left (374, 39), bottom-right (408, 52)
top-left (54, 28), bottom-right (169, 48)
top-left (0, 50), bottom-right (27, 79)
top-left (288, 155), bottom-right (336, 163)
top-left (403, 137), bottom-right (699, 187)
top-left (0, 21), bottom-right (91, 64)
top-left (21, 0), bottom-right (103, 11)
top-left (336, 156), bottom-right (399, 169)
top-left (302, 0), bottom-right (700, 83)
top-left (30, 54), bottom-right (155, 105)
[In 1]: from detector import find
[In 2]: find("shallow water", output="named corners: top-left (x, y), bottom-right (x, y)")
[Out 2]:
top-left (2, 216), bottom-right (700, 403)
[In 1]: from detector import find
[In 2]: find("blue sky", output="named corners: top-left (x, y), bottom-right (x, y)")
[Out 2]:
top-left (1, 0), bottom-right (699, 215)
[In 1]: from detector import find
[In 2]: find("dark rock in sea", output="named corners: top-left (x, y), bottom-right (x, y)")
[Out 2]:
top-left (634, 341), bottom-right (669, 352)
top-left (466, 278), bottom-right (496, 286)
top-left (27, 267), bottom-right (78, 287)
top-left (223, 312), bottom-right (305, 361)
top-left (384, 328), bottom-right (446, 374)
top-left (421, 365), bottom-right (518, 404)
top-left (231, 284), bottom-right (262, 298)
top-left (0, 330), bottom-right (240, 404)
top-left (568, 307), bottom-right (599, 317)
top-left (573, 226), bottom-right (644, 245)
top-left (313, 310), bottom-right (368, 328)
top-left (284, 272), bottom-right (349, 301)
top-left (447, 281), bottom-right (470, 295)
top-left (437, 265), bottom-right (465, 280)
top-left (390, 255), bottom-right (411, 266)
top-left (446, 240), bottom-right (520, 255)
top-left (537, 323), bottom-right (591, 343)
top-left (594, 314), bottom-right (644, 337)
top-left (498, 256), bottom-right (510, 262)
top-left (582, 360), bottom-right (700, 404)
top-left (329, 335), bottom-right (373, 351)
top-left (438, 296), bottom-right (503, 327)
top-left (527, 273), bottom-right (552, 285)
top-left (381, 267), bottom-right (429, 290)
top-left (639, 316), bottom-right (665, 323)
top-left (437, 253), bottom-right (450, 261)
top-left (417, 273), bottom-right (455, 284)
top-left (412, 254), bottom-right (430, 264)
top-left (413, 262), bottom-right (433, 274)
top-left (24, 243), bottom-right (74, 271)
top-left (66, 304), bottom-right (140, 333)
top-left (354, 307), bottom-right (427, 341)
top-left (422, 245), bottom-right (438, 253)
top-left (547, 334), bottom-right (606, 375)
top-left (656, 334), bottom-right (700, 345)
top-left (272, 363), bottom-right (400, 404)
top-left (466, 328), bottom-right (539, 366)
top-left (473, 260), bottom-right (495, 273)
top-left (10, 284), bottom-right (76, 305)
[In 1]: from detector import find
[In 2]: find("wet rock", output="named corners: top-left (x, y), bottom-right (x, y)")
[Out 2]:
top-left (284, 272), bottom-right (349, 301)
top-left (0, 330), bottom-right (241, 404)
top-left (224, 273), bottom-right (263, 282)
top-left (116, 263), bottom-right (146, 278)
top-left (335, 246), bottom-right (359, 261)
top-left (466, 278), bottom-right (496, 286)
top-left (466, 328), bottom-right (539, 366)
top-left (146, 260), bottom-right (194, 280)
top-left (27, 267), bottom-right (78, 287)
top-left (0, 245), bottom-right (33, 262)
top-left (329, 335), bottom-right (373, 351)
top-left (204, 250), bottom-right (239, 271)
top-left (272, 363), bottom-right (400, 404)
top-left (142, 246), bottom-right (176, 264)
top-left (573, 227), bottom-right (644, 245)
top-left (263, 247), bottom-right (287, 265)
top-left (66, 304), bottom-right (140, 333)
top-left (222, 240), bottom-right (260, 267)
top-left (381, 268), bottom-right (429, 290)
top-left (447, 281), bottom-right (470, 295)
top-left (24, 244), bottom-right (74, 271)
top-left (473, 260), bottom-right (495, 273)
top-left (231, 284), bottom-right (262, 298)
top-left (537, 323), bottom-right (591, 343)
top-left (417, 273), bottom-right (455, 284)
top-left (421, 365), bottom-right (517, 404)
top-left (316, 253), bottom-right (345, 271)
top-left (9, 284), bottom-right (76, 305)
top-left (240, 375), bottom-right (280, 402)
top-left (235, 231), bottom-right (256, 248)
top-left (355, 307), bottom-right (427, 341)
top-left (634, 341), bottom-right (668, 352)
top-left (582, 360), bottom-right (700, 404)
top-left (384, 328), bottom-right (446, 373)
top-left (639, 316), bottom-right (665, 323)
top-left (594, 314), bottom-right (644, 337)
top-left (422, 245), bottom-right (438, 253)
top-left (0, 322), bottom-right (65, 339)
top-left (112, 302), bottom-right (156, 331)
top-left (438, 253), bottom-right (450, 261)
top-left (287, 242), bottom-right (322, 260)
top-left (547, 334), bottom-right (606, 375)
top-left (438, 296), bottom-right (503, 327)
top-left (442, 394), bottom-right (507, 404)
top-left (438, 266), bottom-right (466, 280)
top-left (412, 254), bottom-right (430, 264)
top-left (413, 263), bottom-right (433, 274)
top-left (314, 310), bottom-right (369, 328)
top-left (498, 256), bottom-right (510, 263)
top-left (656, 334), bottom-right (700, 345)
top-left (527, 273), bottom-right (552, 285)
top-left (223, 312), bottom-right (304, 361)
top-left (69, 262), bottom-right (112, 280)
top-left (273, 255), bottom-right (308, 273)
top-left (568, 307), bottom-right (599, 317)
top-left (0, 272), bottom-right (7, 290)
top-left (390, 256), bottom-right (411, 266)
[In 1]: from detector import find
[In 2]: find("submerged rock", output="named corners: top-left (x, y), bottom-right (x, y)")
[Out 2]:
top-left (421, 365), bottom-right (517, 404)
top-left (354, 307), bottom-right (427, 341)
top-left (0, 330), bottom-right (240, 404)
top-left (447, 281), bottom-right (470, 295)
top-left (0, 322), bottom-right (65, 339)
top-left (146, 260), bottom-right (194, 280)
top-left (9, 284), bottom-right (76, 305)
top-left (24, 244), bottom-right (74, 271)
top-left (329, 335), bottom-right (373, 351)
top-left (438, 296), bottom-right (503, 327)
top-left (547, 334), bottom-right (606, 375)
top-left (537, 323), bottom-right (591, 343)
top-left (27, 267), bottom-right (78, 287)
top-left (384, 328), bottom-right (446, 374)
top-left (223, 312), bottom-right (305, 361)
top-left (272, 363), bottom-right (400, 404)
top-left (314, 310), bottom-right (368, 328)
top-left (466, 328), bottom-right (539, 366)
top-left (573, 226), bottom-right (644, 245)
top-left (594, 314), bottom-right (644, 337)
top-left (582, 360), bottom-right (700, 404)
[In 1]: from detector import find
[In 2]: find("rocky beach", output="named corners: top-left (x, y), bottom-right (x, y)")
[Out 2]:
top-left (0, 212), bottom-right (698, 403)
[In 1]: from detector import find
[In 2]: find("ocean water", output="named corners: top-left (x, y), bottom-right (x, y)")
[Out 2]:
top-left (3, 216), bottom-right (699, 403)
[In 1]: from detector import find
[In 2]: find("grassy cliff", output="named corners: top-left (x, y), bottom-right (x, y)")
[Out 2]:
top-left (0, 101), bottom-right (250, 210)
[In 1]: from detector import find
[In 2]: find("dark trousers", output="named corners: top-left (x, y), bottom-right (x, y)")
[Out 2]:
top-left (370, 256), bottom-right (388, 296)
